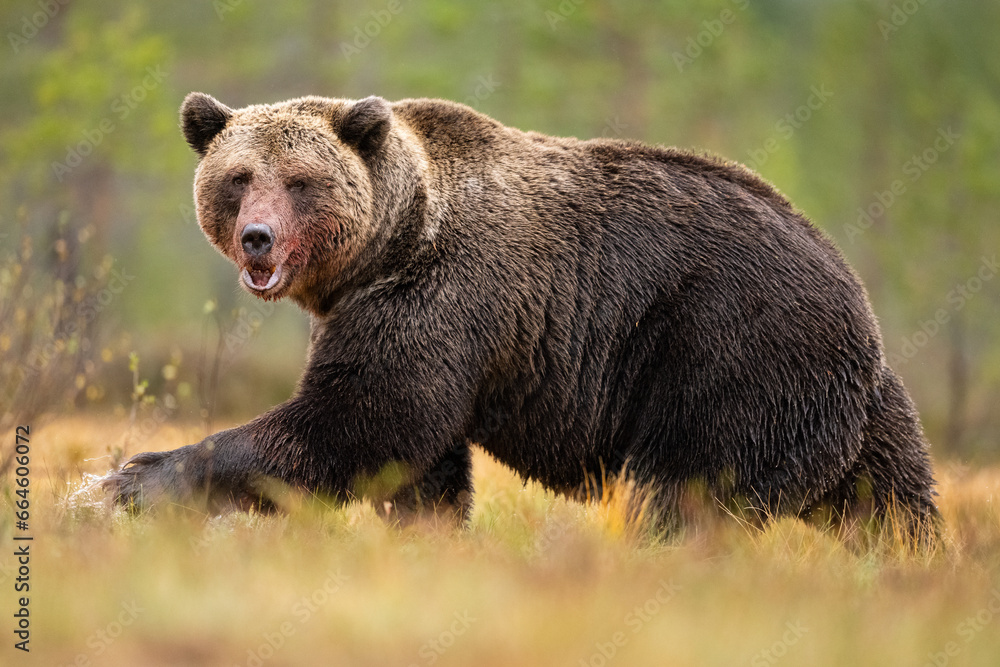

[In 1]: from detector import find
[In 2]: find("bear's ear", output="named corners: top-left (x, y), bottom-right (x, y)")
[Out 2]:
top-left (338, 96), bottom-right (392, 155)
top-left (181, 92), bottom-right (233, 157)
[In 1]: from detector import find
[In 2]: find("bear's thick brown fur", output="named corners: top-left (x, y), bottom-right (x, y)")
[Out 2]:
top-left (106, 93), bottom-right (938, 534)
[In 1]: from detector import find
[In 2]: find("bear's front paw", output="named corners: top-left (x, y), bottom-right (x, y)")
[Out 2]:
top-left (103, 450), bottom-right (185, 512)
top-left (103, 440), bottom-right (273, 514)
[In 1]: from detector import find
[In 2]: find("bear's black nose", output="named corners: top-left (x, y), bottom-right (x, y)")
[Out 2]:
top-left (241, 223), bottom-right (273, 257)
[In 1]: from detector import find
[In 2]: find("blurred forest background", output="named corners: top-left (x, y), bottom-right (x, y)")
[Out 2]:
top-left (1, 0), bottom-right (998, 462)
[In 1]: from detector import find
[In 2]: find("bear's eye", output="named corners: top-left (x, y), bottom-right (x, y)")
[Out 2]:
top-left (288, 180), bottom-right (306, 192)
top-left (232, 175), bottom-right (247, 187)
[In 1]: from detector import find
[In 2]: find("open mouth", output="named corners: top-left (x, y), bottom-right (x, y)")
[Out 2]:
top-left (242, 263), bottom-right (283, 292)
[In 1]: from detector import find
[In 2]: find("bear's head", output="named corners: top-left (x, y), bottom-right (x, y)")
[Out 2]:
top-left (180, 92), bottom-right (416, 315)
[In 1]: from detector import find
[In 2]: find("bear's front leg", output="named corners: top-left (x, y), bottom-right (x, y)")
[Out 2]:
top-left (104, 289), bottom-right (484, 519)
top-left (105, 370), bottom-right (477, 519)
top-left (103, 427), bottom-right (268, 513)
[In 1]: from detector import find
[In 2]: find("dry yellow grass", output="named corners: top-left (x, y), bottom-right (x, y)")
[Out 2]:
top-left (3, 416), bottom-right (1000, 666)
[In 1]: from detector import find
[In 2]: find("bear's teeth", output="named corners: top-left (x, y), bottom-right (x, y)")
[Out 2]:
top-left (250, 268), bottom-right (272, 286)
top-left (242, 264), bottom-right (282, 291)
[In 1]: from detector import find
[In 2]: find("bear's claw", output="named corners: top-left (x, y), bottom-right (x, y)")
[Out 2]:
top-left (102, 450), bottom-right (176, 512)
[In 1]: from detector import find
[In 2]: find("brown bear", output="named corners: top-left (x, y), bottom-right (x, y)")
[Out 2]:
top-left (105, 92), bottom-right (938, 534)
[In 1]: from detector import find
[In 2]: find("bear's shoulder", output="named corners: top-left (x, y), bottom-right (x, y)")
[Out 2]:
top-left (388, 98), bottom-right (794, 214)
top-left (392, 98), bottom-right (506, 140)
top-left (582, 139), bottom-right (796, 215)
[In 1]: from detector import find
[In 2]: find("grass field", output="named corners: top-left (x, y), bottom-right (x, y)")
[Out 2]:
top-left (3, 416), bottom-right (1000, 667)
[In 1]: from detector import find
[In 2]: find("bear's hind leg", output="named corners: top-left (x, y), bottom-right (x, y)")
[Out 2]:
top-left (389, 441), bottom-right (473, 526)
top-left (816, 367), bottom-right (940, 542)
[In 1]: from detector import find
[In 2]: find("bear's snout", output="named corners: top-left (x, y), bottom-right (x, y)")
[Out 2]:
top-left (241, 223), bottom-right (274, 257)
top-left (238, 222), bottom-right (283, 292)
